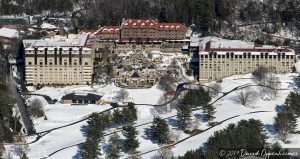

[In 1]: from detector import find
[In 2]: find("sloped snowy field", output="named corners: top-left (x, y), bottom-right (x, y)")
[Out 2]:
top-left (19, 74), bottom-right (300, 159)
top-left (5, 73), bottom-right (300, 159)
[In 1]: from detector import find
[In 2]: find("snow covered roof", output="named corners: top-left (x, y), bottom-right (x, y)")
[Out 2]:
top-left (97, 26), bottom-right (120, 35)
top-left (199, 37), bottom-right (294, 55)
top-left (120, 19), bottom-right (187, 32)
top-left (41, 23), bottom-right (57, 30)
top-left (0, 27), bottom-right (19, 39)
top-left (62, 93), bottom-right (102, 101)
top-left (80, 29), bottom-right (98, 35)
top-left (23, 34), bottom-right (90, 48)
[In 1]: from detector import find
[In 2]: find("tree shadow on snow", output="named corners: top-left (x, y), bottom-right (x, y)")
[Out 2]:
top-left (292, 76), bottom-right (300, 91)
top-left (80, 124), bottom-right (88, 137)
top-left (275, 104), bottom-right (286, 113)
top-left (194, 113), bottom-right (207, 123)
top-left (265, 124), bottom-right (276, 135)
top-left (141, 127), bottom-right (152, 141)
top-left (167, 118), bottom-right (177, 128)
top-left (72, 144), bottom-right (83, 159)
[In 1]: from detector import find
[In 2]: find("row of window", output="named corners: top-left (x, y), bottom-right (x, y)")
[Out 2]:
top-left (28, 62), bottom-right (90, 66)
top-left (201, 54), bottom-right (294, 59)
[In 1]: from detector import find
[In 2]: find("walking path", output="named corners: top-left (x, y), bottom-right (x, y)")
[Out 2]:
top-left (35, 82), bottom-right (289, 158)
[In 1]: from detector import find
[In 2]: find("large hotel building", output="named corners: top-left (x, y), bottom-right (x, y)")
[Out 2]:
top-left (81, 18), bottom-right (190, 55)
top-left (199, 40), bottom-right (295, 82)
top-left (23, 34), bottom-right (93, 85)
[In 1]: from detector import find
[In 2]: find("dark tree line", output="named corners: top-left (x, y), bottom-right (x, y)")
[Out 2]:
top-left (112, 102), bottom-right (137, 125)
top-left (177, 87), bottom-right (214, 132)
top-left (273, 91), bottom-right (299, 143)
top-left (179, 119), bottom-right (290, 159)
top-left (2, 0), bottom-right (300, 35)
top-left (81, 103), bottom-right (139, 158)
top-left (145, 116), bottom-right (170, 145)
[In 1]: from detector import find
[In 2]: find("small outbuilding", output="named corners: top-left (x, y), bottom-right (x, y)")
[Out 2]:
top-left (61, 93), bottom-right (102, 105)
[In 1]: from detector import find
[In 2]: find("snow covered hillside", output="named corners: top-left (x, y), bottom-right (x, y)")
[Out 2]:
top-left (3, 72), bottom-right (293, 159)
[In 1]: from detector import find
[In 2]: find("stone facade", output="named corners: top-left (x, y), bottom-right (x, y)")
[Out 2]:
top-left (114, 70), bottom-right (167, 88)
top-left (199, 41), bottom-right (295, 82)
top-left (81, 18), bottom-right (191, 57)
top-left (113, 52), bottom-right (167, 88)
top-left (23, 34), bottom-right (93, 85)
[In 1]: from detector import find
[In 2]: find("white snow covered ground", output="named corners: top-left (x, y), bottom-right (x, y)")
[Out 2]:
top-left (12, 73), bottom-right (298, 159)
top-left (4, 62), bottom-right (300, 159)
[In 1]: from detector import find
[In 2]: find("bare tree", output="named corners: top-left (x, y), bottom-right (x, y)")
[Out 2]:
top-left (128, 154), bottom-right (142, 159)
top-left (234, 87), bottom-right (256, 106)
top-left (158, 74), bottom-right (176, 92)
top-left (252, 66), bottom-right (268, 83)
top-left (168, 130), bottom-right (181, 143)
top-left (154, 147), bottom-right (173, 159)
top-left (154, 95), bottom-right (170, 114)
top-left (265, 74), bottom-right (281, 100)
top-left (13, 134), bottom-right (28, 157)
top-left (274, 110), bottom-right (297, 143)
top-left (29, 98), bottom-right (44, 118)
top-left (0, 142), bottom-right (4, 158)
top-left (117, 88), bottom-right (129, 102)
top-left (169, 59), bottom-right (179, 69)
top-left (209, 83), bottom-right (222, 97)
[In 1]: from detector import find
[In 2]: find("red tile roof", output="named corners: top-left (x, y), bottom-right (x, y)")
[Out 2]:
top-left (90, 19), bottom-right (187, 36)
top-left (97, 26), bottom-right (120, 35)
top-left (157, 23), bottom-right (187, 32)
top-left (80, 29), bottom-right (98, 35)
top-left (120, 19), bottom-right (187, 32)
top-left (121, 19), bottom-right (157, 29)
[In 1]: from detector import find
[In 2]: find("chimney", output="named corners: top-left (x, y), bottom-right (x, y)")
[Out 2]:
top-left (59, 22), bottom-right (67, 36)
top-left (205, 41), bottom-right (211, 51)
top-left (122, 18), bottom-right (126, 23)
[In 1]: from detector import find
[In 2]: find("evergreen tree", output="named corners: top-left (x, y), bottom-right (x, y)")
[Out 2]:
top-left (106, 132), bottom-right (122, 159)
top-left (149, 117), bottom-right (170, 144)
top-left (214, 0), bottom-right (233, 20)
top-left (181, 88), bottom-right (211, 108)
top-left (81, 113), bottom-right (106, 158)
top-left (112, 103), bottom-right (137, 125)
top-left (102, 111), bottom-right (112, 127)
top-left (21, 153), bottom-right (29, 159)
top-left (159, 7), bottom-right (168, 23)
top-left (81, 138), bottom-right (100, 159)
top-left (0, 42), bottom-right (4, 54)
top-left (205, 119), bottom-right (267, 158)
top-left (122, 125), bottom-right (139, 153)
top-left (112, 109), bottom-right (124, 124)
top-left (128, 102), bottom-right (137, 121)
top-left (177, 104), bottom-right (192, 130)
top-left (202, 104), bottom-right (216, 124)
top-left (269, 142), bottom-right (290, 159)
top-left (123, 102), bottom-right (137, 123)
top-left (285, 92), bottom-right (300, 116)
top-left (273, 109), bottom-right (297, 143)
top-left (178, 148), bottom-right (205, 159)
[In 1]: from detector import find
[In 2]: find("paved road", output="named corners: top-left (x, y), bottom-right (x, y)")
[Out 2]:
top-left (8, 65), bottom-right (35, 135)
